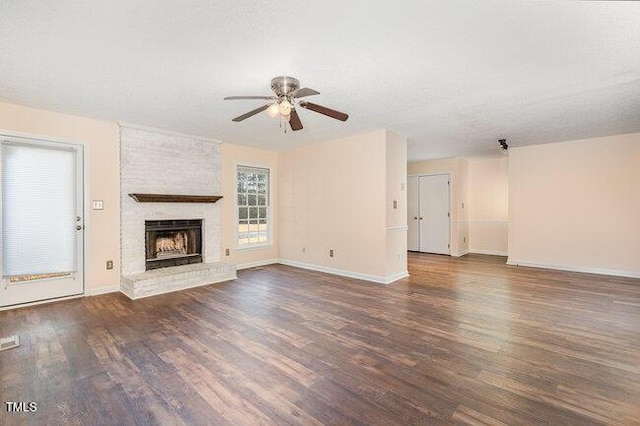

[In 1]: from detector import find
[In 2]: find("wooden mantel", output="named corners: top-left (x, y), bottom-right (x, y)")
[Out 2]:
top-left (128, 193), bottom-right (223, 203)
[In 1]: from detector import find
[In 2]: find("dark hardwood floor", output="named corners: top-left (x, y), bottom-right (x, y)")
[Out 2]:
top-left (1, 253), bottom-right (639, 425)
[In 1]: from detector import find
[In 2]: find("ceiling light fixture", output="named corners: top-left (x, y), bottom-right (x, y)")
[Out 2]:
top-left (267, 103), bottom-right (279, 118)
top-left (278, 100), bottom-right (292, 116)
top-left (224, 76), bottom-right (349, 133)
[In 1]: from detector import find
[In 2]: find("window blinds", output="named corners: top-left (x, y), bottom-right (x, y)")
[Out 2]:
top-left (2, 142), bottom-right (78, 276)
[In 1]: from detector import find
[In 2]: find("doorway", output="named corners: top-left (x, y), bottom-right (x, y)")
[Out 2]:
top-left (407, 173), bottom-right (450, 255)
top-left (1, 136), bottom-right (85, 307)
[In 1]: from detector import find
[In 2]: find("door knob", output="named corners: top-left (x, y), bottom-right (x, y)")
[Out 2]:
top-left (76, 225), bottom-right (83, 230)
top-left (414, 216), bottom-right (418, 220)
top-left (420, 217), bottom-right (423, 220)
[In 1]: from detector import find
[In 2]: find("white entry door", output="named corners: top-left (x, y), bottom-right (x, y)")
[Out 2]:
top-left (1, 137), bottom-right (84, 307)
top-left (418, 174), bottom-right (450, 254)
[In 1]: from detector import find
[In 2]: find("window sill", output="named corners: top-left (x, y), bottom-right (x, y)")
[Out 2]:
top-left (235, 243), bottom-right (273, 252)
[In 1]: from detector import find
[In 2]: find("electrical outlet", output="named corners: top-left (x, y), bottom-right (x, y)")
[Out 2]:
top-left (302, 247), bottom-right (306, 253)
top-left (225, 248), bottom-right (230, 256)
top-left (393, 200), bottom-right (398, 209)
top-left (329, 249), bottom-right (334, 258)
top-left (106, 260), bottom-right (113, 270)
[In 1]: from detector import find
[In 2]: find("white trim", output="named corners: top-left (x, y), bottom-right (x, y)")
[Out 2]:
top-left (506, 259), bottom-right (640, 279)
top-left (87, 284), bottom-right (121, 296)
top-left (235, 243), bottom-right (274, 251)
top-left (470, 249), bottom-right (508, 256)
top-left (81, 141), bottom-right (90, 297)
top-left (278, 259), bottom-right (408, 285)
top-left (0, 294), bottom-right (83, 312)
top-left (407, 172), bottom-right (453, 178)
top-left (452, 250), bottom-right (469, 257)
top-left (386, 225), bottom-right (408, 231)
top-left (0, 132), bottom-right (89, 303)
top-left (237, 259), bottom-right (280, 270)
top-left (117, 122), bottom-right (222, 144)
top-left (384, 270), bottom-right (410, 284)
top-left (0, 129), bottom-right (90, 147)
top-left (235, 163), bottom-right (274, 249)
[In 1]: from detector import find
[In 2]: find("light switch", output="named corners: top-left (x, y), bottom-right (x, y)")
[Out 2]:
top-left (92, 200), bottom-right (104, 210)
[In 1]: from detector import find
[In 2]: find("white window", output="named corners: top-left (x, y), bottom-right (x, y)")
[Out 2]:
top-left (237, 166), bottom-right (270, 247)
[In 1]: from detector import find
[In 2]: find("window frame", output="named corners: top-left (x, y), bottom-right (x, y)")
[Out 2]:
top-left (235, 164), bottom-right (272, 250)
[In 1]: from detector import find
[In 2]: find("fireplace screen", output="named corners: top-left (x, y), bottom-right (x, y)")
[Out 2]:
top-left (145, 219), bottom-right (202, 270)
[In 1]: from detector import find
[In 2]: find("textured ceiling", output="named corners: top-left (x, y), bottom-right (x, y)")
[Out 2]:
top-left (1, 1), bottom-right (639, 160)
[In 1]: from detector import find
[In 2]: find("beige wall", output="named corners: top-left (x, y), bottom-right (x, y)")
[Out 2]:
top-left (384, 130), bottom-right (408, 278)
top-left (0, 102), bottom-right (120, 291)
top-left (279, 129), bottom-right (407, 282)
top-left (468, 156), bottom-right (508, 255)
top-left (220, 143), bottom-right (279, 268)
top-left (407, 157), bottom-right (469, 255)
top-left (508, 132), bottom-right (640, 277)
top-left (279, 130), bottom-right (387, 277)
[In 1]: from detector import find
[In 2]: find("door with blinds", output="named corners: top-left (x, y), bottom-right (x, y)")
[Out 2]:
top-left (1, 137), bottom-right (84, 307)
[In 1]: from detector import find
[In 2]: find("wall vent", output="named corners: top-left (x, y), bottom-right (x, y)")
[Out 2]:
top-left (0, 335), bottom-right (20, 352)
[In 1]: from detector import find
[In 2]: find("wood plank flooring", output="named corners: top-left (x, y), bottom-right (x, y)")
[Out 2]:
top-left (1, 253), bottom-right (640, 425)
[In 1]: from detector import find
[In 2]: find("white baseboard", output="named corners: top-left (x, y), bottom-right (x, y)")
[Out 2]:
top-left (278, 259), bottom-right (408, 285)
top-left (384, 270), bottom-right (410, 284)
top-left (236, 259), bottom-right (280, 270)
top-left (452, 250), bottom-right (469, 257)
top-left (87, 284), bottom-right (121, 296)
top-left (506, 259), bottom-right (640, 279)
top-left (0, 294), bottom-right (84, 311)
top-left (470, 249), bottom-right (508, 256)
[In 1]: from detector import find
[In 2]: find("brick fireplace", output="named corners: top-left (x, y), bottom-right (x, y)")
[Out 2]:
top-left (119, 124), bottom-right (235, 299)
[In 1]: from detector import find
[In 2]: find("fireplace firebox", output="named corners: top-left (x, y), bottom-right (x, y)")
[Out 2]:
top-left (145, 219), bottom-right (203, 270)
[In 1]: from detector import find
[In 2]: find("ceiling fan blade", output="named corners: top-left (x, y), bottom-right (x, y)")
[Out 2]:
top-left (224, 95), bottom-right (277, 100)
top-left (299, 101), bottom-right (349, 122)
top-left (289, 108), bottom-right (303, 131)
top-left (289, 87), bottom-right (320, 99)
top-left (232, 104), bottom-right (270, 122)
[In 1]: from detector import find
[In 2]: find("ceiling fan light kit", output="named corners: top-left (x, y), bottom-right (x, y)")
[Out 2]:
top-left (224, 76), bottom-right (349, 132)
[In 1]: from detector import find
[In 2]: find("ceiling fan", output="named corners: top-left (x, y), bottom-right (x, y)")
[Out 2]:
top-left (224, 76), bottom-right (349, 132)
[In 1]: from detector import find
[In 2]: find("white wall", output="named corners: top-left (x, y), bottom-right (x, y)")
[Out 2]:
top-left (468, 156), bottom-right (508, 255)
top-left (508, 132), bottom-right (640, 277)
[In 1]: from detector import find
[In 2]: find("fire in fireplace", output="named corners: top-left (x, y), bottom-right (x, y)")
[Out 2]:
top-left (145, 219), bottom-right (203, 270)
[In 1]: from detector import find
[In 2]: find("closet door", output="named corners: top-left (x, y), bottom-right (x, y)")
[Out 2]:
top-left (407, 176), bottom-right (419, 251)
top-left (418, 174), bottom-right (450, 254)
